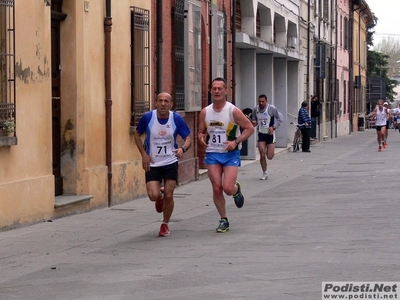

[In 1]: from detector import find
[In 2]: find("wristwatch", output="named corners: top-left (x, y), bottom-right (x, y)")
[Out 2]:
top-left (181, 146), bottom-right (187, 153)
top-left (235, 138), bottom-right (241, 144)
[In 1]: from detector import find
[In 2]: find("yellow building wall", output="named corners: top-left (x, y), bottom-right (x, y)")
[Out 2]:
top-left (352, 9), bottom-right (369, 133)
top-left (0, 2), bottom-right (54, 228)
top-left (0, 0), bottom-right (152, 229)
top-left (59, 0), bottom-right (151, 206)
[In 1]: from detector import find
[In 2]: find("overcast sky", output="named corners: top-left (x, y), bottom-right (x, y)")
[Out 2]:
top-left (365, 0), bottom-right (400, 45)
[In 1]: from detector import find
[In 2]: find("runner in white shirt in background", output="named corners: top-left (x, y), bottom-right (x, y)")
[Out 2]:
top-left (383, 102), bottom-right (391, 146)
top-left (391, 103), bottom-right (400, 134)
top-left (369, 99), bottom-right (389, 152)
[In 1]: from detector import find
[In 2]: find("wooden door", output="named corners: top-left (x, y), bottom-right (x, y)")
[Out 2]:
top-left (51, 18), bottom-right (63, 196)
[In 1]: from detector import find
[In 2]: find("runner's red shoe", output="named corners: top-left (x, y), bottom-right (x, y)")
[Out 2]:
top-left (158, 223), bottom-right (170, 237)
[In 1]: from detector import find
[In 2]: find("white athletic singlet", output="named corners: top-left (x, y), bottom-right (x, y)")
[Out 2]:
top-left (375, 107), bottom-right (387, 126)
top-left (148, 110), bottom-right (177, 167)
top-left (256, 105), bottom-right (272, 134)
top-left (204, 102), bottom-right (241, 153)
top-left (392, 108), bottom-right (400, 122)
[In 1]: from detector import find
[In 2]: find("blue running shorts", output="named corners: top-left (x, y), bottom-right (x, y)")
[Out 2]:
top-left (204, 150), bottom-right (241, 167)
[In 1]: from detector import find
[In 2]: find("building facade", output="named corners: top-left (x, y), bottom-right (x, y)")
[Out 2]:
top-left (351, 0), bottom-right (373, 131)
top-left (336, 0), bottom-right (351, 136)
top-left (0, 0), bottom-right (374, 230)
top-left (234, 0), bottom-right (304, 157)
top-left (1, 0), bottom-right (233, 229)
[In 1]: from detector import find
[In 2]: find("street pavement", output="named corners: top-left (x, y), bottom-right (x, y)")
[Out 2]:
top-left (1, 129), bottom-right (400, 300)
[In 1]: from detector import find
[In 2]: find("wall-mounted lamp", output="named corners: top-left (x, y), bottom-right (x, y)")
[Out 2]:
top-left (44, 0), bottom-right (51, 7)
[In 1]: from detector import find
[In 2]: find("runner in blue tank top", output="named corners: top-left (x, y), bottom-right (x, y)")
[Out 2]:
top-left (134, 92), bottom-right (191, 237)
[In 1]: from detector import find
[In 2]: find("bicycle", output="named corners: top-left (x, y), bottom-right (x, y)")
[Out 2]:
top-left (290, 121), bottom-right (304, 152)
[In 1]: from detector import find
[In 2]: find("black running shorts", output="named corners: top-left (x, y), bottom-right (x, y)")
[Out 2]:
top-left (145, 161), bottom-right (178, 183)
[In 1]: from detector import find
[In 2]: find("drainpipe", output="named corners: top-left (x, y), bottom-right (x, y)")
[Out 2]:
top-left (330, 0), bottom-right (336, 138)
top-left (306, 0), bottom-right (310, 102)
top-left (358, 7), bottom-right (367, 118)
top-left (157, 0), bottom-right (163, 92)
top-left (232, 0), bottom-right (236, 103)
top-left (349, 2), bottom-right (355, 133)
top-left (334, 0), bottom-right (338, 138)
top-left (209, 0), bottom-right (213, 104)
top-left (104, 0), bottom-right (113, 206)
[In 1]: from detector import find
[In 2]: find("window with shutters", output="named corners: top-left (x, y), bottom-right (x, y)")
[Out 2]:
top-left (217, 11), bottom-right (226, 78)
top-left (340, 16), bottom-right (343, 48)
top-left (256, 9), bottom-right (260, 38)
top-left (344, 17), bottom-right (348, 50)
top-left (235, 0), bottom-right (241, 32)
top-left (323, 0), bottom-right (329, 20)
top-left (185, 0), bottom-right (202, 111)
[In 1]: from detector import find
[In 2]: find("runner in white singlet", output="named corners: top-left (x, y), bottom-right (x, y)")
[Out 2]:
top-left (370, 99), bottom-right (388, 151)
top-left (134, 92), bottom-right (191, 237)
top-left (198, 78), bottom-right (254, 233)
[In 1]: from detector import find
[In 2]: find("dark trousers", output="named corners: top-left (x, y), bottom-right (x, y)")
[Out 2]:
top-left (300, 127), bottom-right (310, 151)
top-left (311, 117), bottom-right (317, 138)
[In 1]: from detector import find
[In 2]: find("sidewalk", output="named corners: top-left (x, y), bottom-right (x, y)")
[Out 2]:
top-left (1, 130), bottom-right (400, 300)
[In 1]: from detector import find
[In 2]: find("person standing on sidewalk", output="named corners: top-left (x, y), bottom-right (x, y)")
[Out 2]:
top-left (310, 95), bottom-right (321, 140)
top-left (251, 94), bottom-right (283, 180)
top-left (369, 99), bottom-right (389, 151)
top-left (198, 77), bottom-right (254, 233)
top-left (297, 101), bottom-right (311, 152)
top-left (134, 92), bottom-right (191, 237)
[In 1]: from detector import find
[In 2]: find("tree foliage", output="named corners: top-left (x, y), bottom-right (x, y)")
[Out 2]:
top-left (367, 15), bottom-right (399, 101)
top-left (374, 37), bottom-right (400, 77)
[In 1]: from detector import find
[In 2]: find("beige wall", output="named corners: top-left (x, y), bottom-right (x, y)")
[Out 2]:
top-left (0, 0), bottom-right (152, 229)
top-left (0, 2), bottom-right (54, 228)
top-left (60, 0), bottom-right (152, 205)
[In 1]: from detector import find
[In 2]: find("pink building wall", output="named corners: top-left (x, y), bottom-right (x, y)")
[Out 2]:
top-left (336, 0), bottom-right (351, 136)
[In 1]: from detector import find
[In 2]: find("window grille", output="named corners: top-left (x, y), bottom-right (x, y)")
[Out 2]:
top-left (130, 7), bottom-right (150, 127)
top-left (0, 0), bottom-right (15, 132)
top-left (174, 0), bottom-right (185, 110)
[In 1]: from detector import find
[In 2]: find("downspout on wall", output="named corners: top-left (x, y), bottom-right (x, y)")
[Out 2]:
top-left (334, 0), bottom-right (338, 138)
top-left (349, 4), bottom-right (354, 132)
top-left (231, 0), bottom-right (236, 103)
top-left (156, 0), bottom-right (163, 93)
top-left (104, 0), bottom-right (113, 206)
top-left (358, 7), bottom-right (367, 118)
top-left (306, 0), bottom-right (310, 102)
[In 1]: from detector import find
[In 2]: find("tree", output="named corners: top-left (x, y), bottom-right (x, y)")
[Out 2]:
top-left (374, 37), bottom-right (400, 77)
top-left (367, 14), bottom-right (399, 101)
